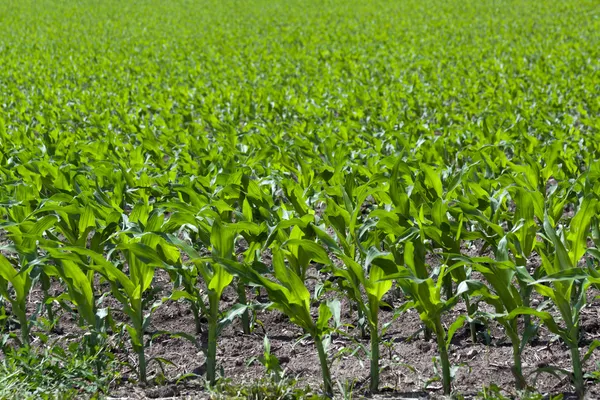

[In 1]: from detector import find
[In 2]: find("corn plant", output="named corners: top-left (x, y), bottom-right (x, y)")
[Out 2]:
top-left (320, 182), bottom-right (385, 338)
top-left (0, 209), bottom-right (60, 345)
top-left (454, 252), bottom-right (534, 390)
top-left (520, 201), bottom-right (598, 399)
top-left (0, 254), bottom-right (33, 347)
top-left (42, 257), bottom-right (110, 376)
top-left (314, 200), bottom-right (398, 393)
top-left (2, 205), bottom-right (59, 324)
top-left (331, 248), bottom-right (393, 393)
top-left (44, 210), bottom-right (179, 384)
top-left (166, 215), bottom-right (263, 385)
top-left (384, 235), bottom-right (471, 395)
top-left (424, 197), bottom-right (482, 342)
top-left (220, 246), bottom-right (339, 397)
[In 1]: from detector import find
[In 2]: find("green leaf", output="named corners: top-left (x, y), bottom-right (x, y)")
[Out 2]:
top-left (446, 315), bottom-right (466, 348)
top-left (211, 219), bottom-right (235, 260)
top-left (316, 302), bottom-right (333, 332)
top-left (421, 164), bottom-right (442, 199)
top-left (583, 339), bottom-right (600, 363)
top-left (531, 268), bottom-right (589, 284)
top-left (567, 196), bottom-right (598, 267)
top-left (78, 205), bottom-right (96, 236)
top-left (282, 239), bottom-right (331, 266)
top-left (208, 264), bottom-right (233, 299)
top-left (505, 307), bottom-right (562, 337)
top-left (543, 214), bottom-right (573, 271)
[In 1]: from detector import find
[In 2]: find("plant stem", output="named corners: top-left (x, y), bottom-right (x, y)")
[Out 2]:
top-left (370, 320), bottom-right (380, 393)
top-left (46, 297), bottom-right (55, 325)
top-left (18, 309), bottom-right (30, 347)
top-left (510, 334), bottom-right (526, 390)
top-left (504, 322), bottom-right (526, 390)
top-left (41, 273), bottom-right (56, 326)
top-left (206, 295), bottom-right (219, 386)
top-left (465, 296), bottom-right (477, 343)
top-left (88, 332), bottom-right (103, 377)
top-left (314, 335), bottom-right (333, 397)
top-left (135, 307), bottom-right (147, 383)
top-left (569, 341), bottom-right (584, 399)
top-left (443, 274), bottom-right (453, 299)
top-left (434, 317), bottom-right (451, 395)
top-left (138, 348), bottom-right (147, 383)
top-left (521, 287), bottom-right (532, 331)
top-left (517, 267), bottom-right (533, 332)
top-left (424, 325), bottom-right (432, 341)
top-left (137, 334), bottom-right (147, 383)
top-left (237, 280), bottom-right (250, 334)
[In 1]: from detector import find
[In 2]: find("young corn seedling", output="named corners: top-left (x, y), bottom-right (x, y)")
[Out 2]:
top-left (0, 207), bottom-right (60, 344)
top-left (45, 244), bottom-right (150, 383)
top-left (2, 196), bottom-right (60, 326)
top-left (168, 177), bottom-right (271, 336)
top-left (31, 195), bottom-right (119, 326)
top-left (383, 233), bottom-right (473, 395)
top-left (0, 253), bottom-right (33, 347)
top-left (320, 181), bottom-right (385, 338)
top-left (453, 251), bottom-right (534, 390)
top-left (514, 198), bottom-right (599, 399)
top-left (314, 202), bottom-right (399, 393)
top-left (330, 248), bottom-right (394, 393)
top-left (248, 335), bottom-right (284, 383)
top-left (456, 180), bottom-right (542, 339)
top-left (451, 184), bottom-right (544, 390)
top-left (160, 205), bottom-right (213, 336)
top-left (202, 218), bottom-right (235, 386)
top-left (45, 210), bottom-right (179, 384)
top-left (424, 198), bottom-right (482, 342)
top-left (42, 258), bottom-right (110, 376)
top-left (219, 175), bottom-right (263, 334)
top-left (220, 246), bottom-right (339, 397)
top-left (167, 215), bottom-right (262, 386)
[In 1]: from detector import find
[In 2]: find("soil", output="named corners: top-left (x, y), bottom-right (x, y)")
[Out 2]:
top-left (106, 270), bottom-right (600, 400)
top-left (2, 233), bottom-right (600, 399)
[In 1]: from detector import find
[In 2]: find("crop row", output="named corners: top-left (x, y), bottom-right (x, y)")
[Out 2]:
top-left (1, 143), bottom-right (600, 397)
top-left (1, 0), bottom-right (599, 398)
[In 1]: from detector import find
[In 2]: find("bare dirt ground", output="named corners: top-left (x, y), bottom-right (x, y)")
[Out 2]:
top-left (2, 230), bottom-right (600, 399)
top-left (103, 276), bottom-right (600, 400)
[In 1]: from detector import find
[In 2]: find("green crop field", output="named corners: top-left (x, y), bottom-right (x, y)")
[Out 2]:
top-left (0, 0), bottom-right (599, 398)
